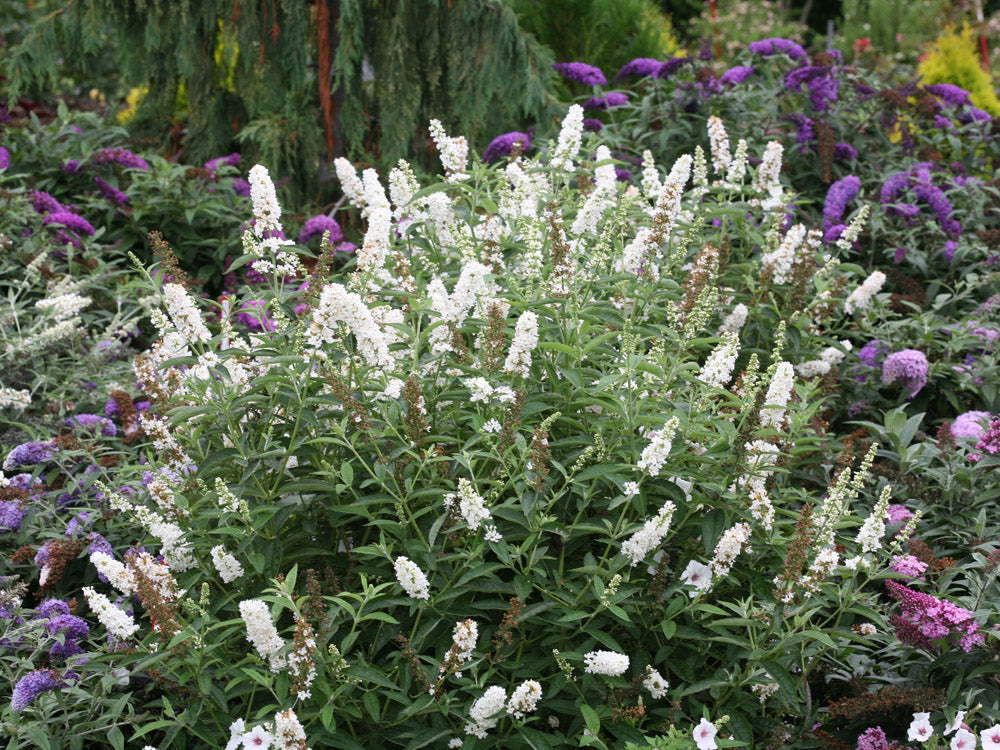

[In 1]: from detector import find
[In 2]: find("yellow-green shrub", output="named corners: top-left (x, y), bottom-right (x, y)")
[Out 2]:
top-left (919, 25), bottom-right (1000, 116)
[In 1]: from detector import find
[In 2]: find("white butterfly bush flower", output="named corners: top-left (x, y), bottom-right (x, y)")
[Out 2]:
top-left (394, 556), bottom-right (430, 600)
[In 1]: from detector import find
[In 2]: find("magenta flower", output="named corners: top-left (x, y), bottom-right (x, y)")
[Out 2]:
top-left (203, 153), bottom-right (241, 172)
top-left (43, 211), bottom-right (95, 236)
top-left (94, 176), bottom-right (130, 207)
top-left (91, 147), bottom-right (150, 171)
top-left (890, 554), bottom-right (928, 579)
top-left (886, 504), bottom-right (913, 523)
top-left (0, 146), bottom-right (9, 169)
top-left (885, 579), bottom-right (984, 652)
top-left (582, 92), bottom-right (629, 111)
top-left (925, 83), bottom-right (971, 107)
top-left (856, 726), bottom-right (889, 750)
top-left (615, 57), bottom-right (663, 82)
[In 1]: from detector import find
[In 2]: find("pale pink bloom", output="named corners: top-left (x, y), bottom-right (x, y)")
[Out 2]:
top-left (980, 724), bottom-right (1000, 750)
top-left (693, 718), bottom-right (718, 750)
top-left (951, 728), bottom-right (976, 750)
top-left (907, 713), bottom-right (934, 743)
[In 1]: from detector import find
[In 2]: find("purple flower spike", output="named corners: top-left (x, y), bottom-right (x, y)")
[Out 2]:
top-left (65, 414), bottom-right (117, 438)
top-left (719, 65), bottom-right (754, 87)
top-left (834, 142), bottom-right (858, 161)
top-left (0, 501), bottom-right (26, 533)
top-left (748, 38), bottom-right (807, 60)
top-left (822, 175), bottom-right (861, 231)
top-left (298, 214), bottom-right (344, 244)
top-left (582, 118), bottom-right (603, 133)
top-left (0, 146), bottom-right (9, 170)
top-left (482, 131), bottom-right (532, 164)
top-left (203, 153), bottom-right (241, 172)
top-left (30, 191), bottom-right (63, 214)
top-left (924, 83), bottom-right (971, 107)
top-left (882, 349), bottom-right (929, 398)
top-left (94, 177), bottom-right (130, 207)
top-left (43, 211), bottom-right (95, 236)
top-left (615, 58), bottom-right (664, 82)
top-left (3, 441), bottom-right (55, 471)
top-left (552, 62), bottom-right (607, 87)
top-left (11, 670), bottom-right (65, 712)
top-left (582, 92), bottom-right (629, 111)
top-left (92, 147), bottom-right (150, 171)
top-left (233, 178), bottom-right (251, 197)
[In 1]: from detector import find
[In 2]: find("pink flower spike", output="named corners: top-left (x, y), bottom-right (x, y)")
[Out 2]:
top-left (693, 718), bottom-right (718, 750)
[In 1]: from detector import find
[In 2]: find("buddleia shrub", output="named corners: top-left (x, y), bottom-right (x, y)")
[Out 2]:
top-left (5, 106), bottom-right (997, 750)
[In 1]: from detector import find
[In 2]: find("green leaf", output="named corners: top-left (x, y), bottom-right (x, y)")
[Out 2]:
top-left (580, 704), bottom-right (601, 736)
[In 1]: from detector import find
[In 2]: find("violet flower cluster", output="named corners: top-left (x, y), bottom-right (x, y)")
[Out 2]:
top-left (881, 349), bottom-right (929, 398)
top-left (885, 579), bottom-right (985, 652)
top-left (552, 62), bottom-right (606, 87)
top-left (582, 92), bottom-right (629, 111)
top-left (822, 175), bottom-right (861, 243)
top-left (747, 37), bottom-right (807, 61)
top-left (881, 163), bottom-right (962, 241)
top-left (90, 146), bottom-right (150, 171)
top-left (482, 131), bottom-right (532, 164)
top-left (297, 214), bottom-right (344, 244)
top-left (11, 669), bottom-right (67, 712)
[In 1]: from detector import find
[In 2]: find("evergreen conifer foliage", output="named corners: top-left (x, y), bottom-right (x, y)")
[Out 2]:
top-left (4, 0), bottom-right (558, 191)
top-left (334, 0), bottom-right (559, 168)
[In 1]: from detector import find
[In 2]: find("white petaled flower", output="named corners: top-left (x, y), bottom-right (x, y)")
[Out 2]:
top-left (756, 140), bottom-right (784, 193)
top-left (239, 599), bottom-right (286, 672)
top-left (796, 359), bottom-right (831, 378)
top-left (394, 556), bottom-right (430, 600)
top-left (666, 153), bottom-right (693, 190)
top-left (484, 525), bottom-right (502, 542)
top-left (450, 619), bottom-right (478, 666)
top-left (981, 724), bottom-right (1000, 750)
top-left (761, 224), bottom-right (805, 284)
top-left (334, 157), bottom-right (366, 211)
top-left (836, 204), bottom-right (870, 251)
top-left (127, 552), bottom-right (179, 604)
top-left (857, 623), bottom-right (877, 636)
top-left (444, 478), bottom-right (493, 532)
top-left (641, 150), bottom-right (662, 200)
top-left (706, 116), bottom-right (731, 174)
top-left (211, 545), bottom-right (245, 583)
top-left (0, 387), bottom-right (31, 411)
top-left (698, 333), bottom-right (740, 389)
top-left (583, 649), bottom-right (629, 676)
top-left (945, 711), bottom-right (967, 736)
top-left (389, 159), bottom-right (420, 218)
top-left (693, 718), bottom-right (719, 750)
top-left (241, 725), bottom-right (273, 749)
top-left (504, 310), bottom-right (539, 377)
top-left (845, 270), bottom-right (886, 315)
top-left (90, 551), bottom-right (136, 597)
top-left (820, 341), bottom-right (852, 365)
top-left (248, 164), bottom-right (283, 237)
top-left (35, 292), bottom-right (92, 321)
top-left (448, 740), bottom-right (463, 749)
top-left (907, 712), bottom-right (935, 743)
top-left (621, 500), bottom-right (676, 566)
top-left (163, 283), bottom-right (211, 345)
top-left (643, 667), bottom-right (669, 699)
top-left (951, 728), bottom-right (976, 750)
top-left (273, 708), bottom-right (310, 750)
top-left (466, 685), bottom-right (508, 738)
top-left (358, 169), bottom-right (392, 271)
top-left (759, 362), bottom-right (795, 429)
top-left (636, 416), bottom-right (680, 477)
top-left (680, 560), bottom-right (712, 596)
top-left (718, 303), bottom-right (748, 335)
top-left (709, 522), bottom-right (752, 577)
top-left (482, 418), bottom-right (501, 434)
top-left (84, 586), bottom-right (139, 639)
top-left (307, 283), bottom-right (393, 368)
top-left (429, 119), bottom-right (470, 182)
top-left (550, 104), bottom-right (584, 173)
top-left (855, 484), bottom-right (892, 554)
top-left (506, 680), bottom-right (542, 720)
top-left (725, 138), bottom-right (748, 185)
top-left (623, 481), bottom-right (640, 497)
top-left (752, 682), bottom-right (779, 703)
